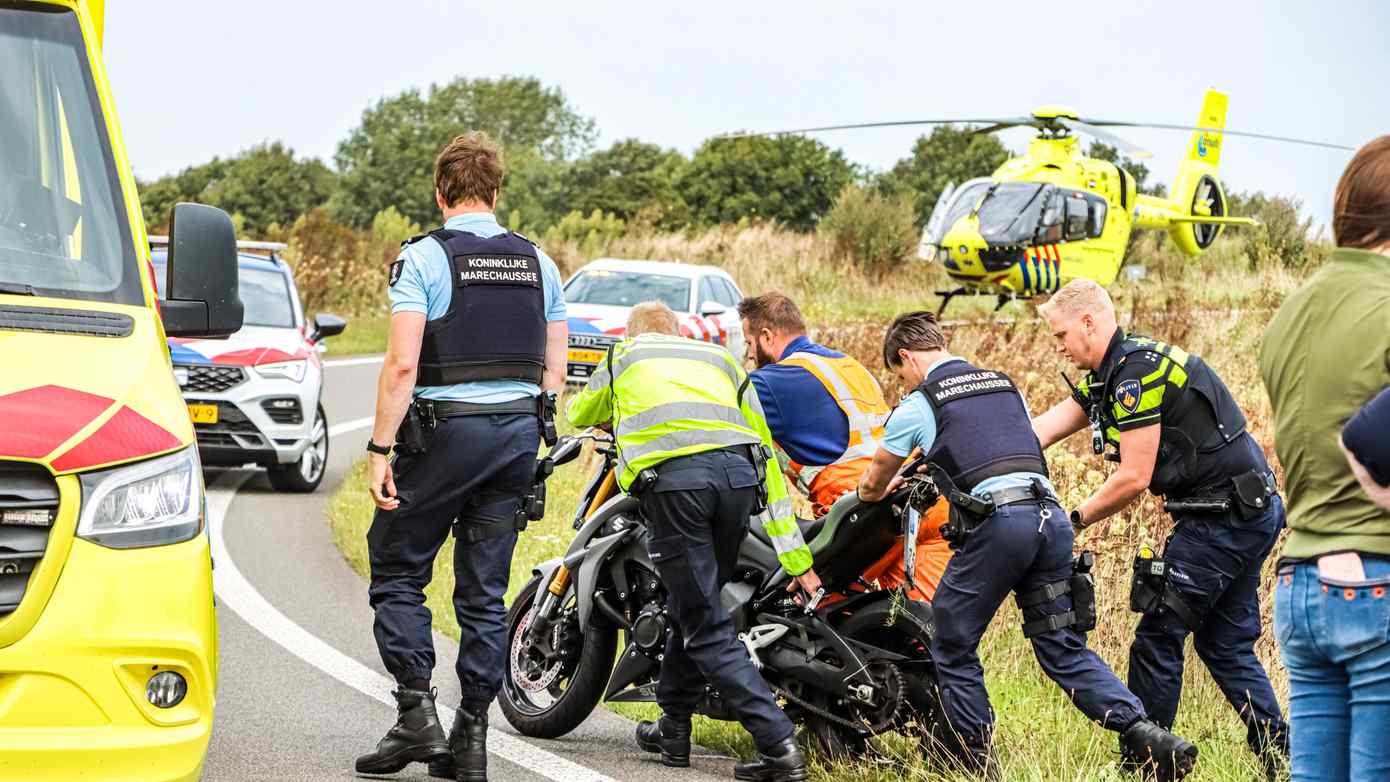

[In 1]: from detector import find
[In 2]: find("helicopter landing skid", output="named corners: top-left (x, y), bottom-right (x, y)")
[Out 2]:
top-left (935, 288), bottom-right (1017, 317)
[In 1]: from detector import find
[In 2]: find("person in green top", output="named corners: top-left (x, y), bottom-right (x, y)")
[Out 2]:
top-left (567, 300), bottom-right (820, 782)
top-left (1260, 135), bottom-right (1390, 782)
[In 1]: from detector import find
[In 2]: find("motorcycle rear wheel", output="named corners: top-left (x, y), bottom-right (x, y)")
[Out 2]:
top-left (498, 576), bottom-right (619, 739)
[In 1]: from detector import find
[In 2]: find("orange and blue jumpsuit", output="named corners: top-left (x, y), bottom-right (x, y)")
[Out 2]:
top-left (749, 336), bottom-right (952, 601)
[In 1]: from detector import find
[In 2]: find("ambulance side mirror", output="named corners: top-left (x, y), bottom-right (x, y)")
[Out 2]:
top-left (161, 203), bottom-right (244, 339)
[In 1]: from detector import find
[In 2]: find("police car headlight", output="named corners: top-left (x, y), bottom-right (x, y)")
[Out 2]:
top-left (255, 360), bottom-right (307, 383)
top-left (77, 447), bottom-right (203, 549)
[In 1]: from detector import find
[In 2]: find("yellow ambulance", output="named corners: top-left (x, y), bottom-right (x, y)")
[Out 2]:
top-left (0, 1), bottom-right (241, 778)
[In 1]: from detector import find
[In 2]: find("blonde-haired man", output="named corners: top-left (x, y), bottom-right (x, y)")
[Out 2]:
top-left (1033, 279), bottom-right (1287, 773)
top-left (568, 300), bottom-right (819, 781)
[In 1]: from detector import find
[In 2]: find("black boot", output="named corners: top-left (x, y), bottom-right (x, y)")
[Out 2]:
top-left (734, 736), bottom-right (808, 782)
top-left (428, 706), bottom-right (489, 781)
top-left (355, 687), bottom-right (451, 774)
top-left (1249, 726), bottom-right (1290, 782)
top-left (1119, 719), bottom-right (1199, 782)
top-left (635, 714), bottom-right (692, 767)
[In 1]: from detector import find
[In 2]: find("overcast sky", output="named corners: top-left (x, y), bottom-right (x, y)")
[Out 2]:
top-left (104, 1), bottom-right (1389, 232)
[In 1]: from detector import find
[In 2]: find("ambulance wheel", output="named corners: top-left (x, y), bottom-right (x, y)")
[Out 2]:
top-left (269, 404), bottom-right (328, 492)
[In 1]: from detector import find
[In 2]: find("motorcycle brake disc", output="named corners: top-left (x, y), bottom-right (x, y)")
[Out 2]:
top-left (510, 606), bottom-right (565, 693)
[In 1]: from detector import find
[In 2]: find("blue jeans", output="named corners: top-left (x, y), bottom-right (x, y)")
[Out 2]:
top-left (1276, 557), bottom-right (1390, 782)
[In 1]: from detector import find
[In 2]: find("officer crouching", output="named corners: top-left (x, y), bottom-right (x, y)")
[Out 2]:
top-left (1032, 279), bottom-right (1288, 775)
top-left (857, 311), bottom-right (1196, 779)
top-left (358, 132), bottom-right (569, 781)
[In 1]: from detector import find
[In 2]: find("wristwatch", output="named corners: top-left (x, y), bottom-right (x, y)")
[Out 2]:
top-left (366, 440), bottom-right (391, 456)
top-left (1069, 509), bottom-right (1085, 528)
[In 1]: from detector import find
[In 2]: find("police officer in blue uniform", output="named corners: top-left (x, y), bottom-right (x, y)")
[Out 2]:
top-left (858, 311), bottom-right (1196, 780)
top-left (1032, 280), bottom-right (1287, 775)
top-left (356, 132), bottom-right (568, 782)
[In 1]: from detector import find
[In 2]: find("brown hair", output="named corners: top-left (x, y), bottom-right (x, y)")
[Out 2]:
top-left (882, 310), bottom-right (947, 368)
top-left (627, 300), bottom-right (681, 337)
top-left (736, 292), bottom-right (807, 336)
top-left (1334, 135), bottom-right (1390, 250)
top-left (434, 132), bottom-right (503, 209)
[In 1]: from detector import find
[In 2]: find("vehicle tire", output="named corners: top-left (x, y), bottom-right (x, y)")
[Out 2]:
top-left (835, 595), bottom-right (941, 735)
top-left (499, 576), bottom-right (618, 739)
top-left (268, 403), bottom-right (328, 493)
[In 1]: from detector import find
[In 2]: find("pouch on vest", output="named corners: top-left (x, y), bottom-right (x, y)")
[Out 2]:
top-left (1129, 549), bottom-right (1202, 630)
top-left (1231, 469), bottom-right (1277, 521)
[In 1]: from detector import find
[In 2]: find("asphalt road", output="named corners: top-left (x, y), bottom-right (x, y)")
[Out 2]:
top-left (202, 357), bottom-right (735, 781)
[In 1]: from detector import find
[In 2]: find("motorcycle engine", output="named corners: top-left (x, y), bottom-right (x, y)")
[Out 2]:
top-left (630, 603), bottom-right (668, 656)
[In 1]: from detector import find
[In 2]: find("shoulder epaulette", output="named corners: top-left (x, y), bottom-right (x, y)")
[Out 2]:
top-left (400, 232), bottom-right (431, 250)
top-left (511, 230), bottom-right (538, 247)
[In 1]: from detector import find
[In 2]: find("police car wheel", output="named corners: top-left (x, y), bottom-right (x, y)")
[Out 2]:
top-left (498, 577), bottom-right (618, 739)
top-left (268, 404), bottom-right (328, 493)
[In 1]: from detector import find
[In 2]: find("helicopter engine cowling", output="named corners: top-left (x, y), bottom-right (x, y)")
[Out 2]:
top-left (1168, 173), bottom-right (1228, 256)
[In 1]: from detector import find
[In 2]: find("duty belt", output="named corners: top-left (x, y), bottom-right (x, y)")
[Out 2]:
top-left (1164, 469), bottom-right (1277, 518)
top-left (418, 397), bottom-right (538, 420)
top-left (983, 483), bottom-right (1061, 509)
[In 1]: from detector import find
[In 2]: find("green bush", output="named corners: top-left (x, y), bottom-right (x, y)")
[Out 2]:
top-left (281, 207), bottom-right (420, 319)
top-left (1229, 192), bottom-right (1326, 271)
top-left (819, 184), bottom-right (919, 274)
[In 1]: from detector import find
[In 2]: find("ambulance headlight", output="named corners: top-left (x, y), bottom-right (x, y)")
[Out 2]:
top-left (255, 360), bottom-right (307, 383)
top-left (78, 447), bottom-right (203, 548)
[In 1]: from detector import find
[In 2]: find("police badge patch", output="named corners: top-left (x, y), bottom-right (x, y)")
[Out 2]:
top-left (388, 260), bottom-right (403, 287)
top-left (1116, 378), bottom-right (1142, 414)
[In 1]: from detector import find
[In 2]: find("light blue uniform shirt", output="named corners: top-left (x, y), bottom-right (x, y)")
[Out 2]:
top-left (881, 356), bottom-right (1056, 499)
top-left (389, 212), bottom-right (566, 403)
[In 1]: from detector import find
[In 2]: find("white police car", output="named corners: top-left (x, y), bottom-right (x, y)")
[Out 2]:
top-left (152, 240), bottom-right (346, 492)
top-left (563, 258), bottom-right (746, 382)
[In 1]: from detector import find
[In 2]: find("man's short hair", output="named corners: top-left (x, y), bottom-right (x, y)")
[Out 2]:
top-left (882, 311), bottom-right (947, 368)
top-left (736, 292), bottom-right (807, 336)
top-left (1039, 278), bottom-right (1115, 320)
top-left (627, 300), bottom-right (681, 337)
top-left (435, 132), bottom-right (503, 209)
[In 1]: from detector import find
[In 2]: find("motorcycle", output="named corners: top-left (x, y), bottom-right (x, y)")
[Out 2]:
top-left (498, 429), bottom-right (944, 757)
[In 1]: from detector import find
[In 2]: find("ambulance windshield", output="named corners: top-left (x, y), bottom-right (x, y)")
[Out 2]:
top-left (0, 6), bottom-right (140, 305)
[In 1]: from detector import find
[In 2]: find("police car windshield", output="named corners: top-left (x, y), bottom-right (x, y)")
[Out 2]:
top-left (565, 270), bottom-right (691, 312)
top-left (0, 6), bottom-right (141, 306)
top-left (153, 255), bottom-right (296, 328)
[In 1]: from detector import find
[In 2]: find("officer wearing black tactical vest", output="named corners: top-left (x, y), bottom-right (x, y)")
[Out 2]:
top-left (857, 311), bottom-right (1196, 780)
top-left (356, 132), bottom-right (569, 781)
top-left (1032, 279), bottom-right (1288, 774)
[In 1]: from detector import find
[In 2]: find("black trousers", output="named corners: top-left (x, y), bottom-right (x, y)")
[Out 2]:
top-left (639, 447), bottom-right (795, 752)
top-left (931, 499), bottom-right (1146, 751)
top-left (1129, 496), bottom-right (1289, 753)
top-left (366, 413), bottom-right (538, 709)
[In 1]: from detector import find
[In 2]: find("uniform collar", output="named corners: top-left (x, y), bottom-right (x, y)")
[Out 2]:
top-left (443, 212), bottom-right (502, 231)
top-left (1093, 327), bottom-right (1128, 382)
top-left (779, 335), bottom-right (814, 360)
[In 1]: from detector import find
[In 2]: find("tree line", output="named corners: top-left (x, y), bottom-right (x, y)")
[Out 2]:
top-left (139, 75), bottom-right (1166, 237)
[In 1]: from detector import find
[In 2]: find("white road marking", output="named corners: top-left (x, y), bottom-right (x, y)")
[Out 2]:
top-left (207, 419), bottom-right (619, 782)
top-left (329, 416), bottom-right (376, 439)
top-left (323, 355), bottom-right (385, 367)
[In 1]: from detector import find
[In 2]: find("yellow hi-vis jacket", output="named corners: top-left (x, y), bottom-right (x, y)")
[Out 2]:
top-left (776, 350), bottom-right (890, 515)
top-left (567, 333), bottom-right (813, 576)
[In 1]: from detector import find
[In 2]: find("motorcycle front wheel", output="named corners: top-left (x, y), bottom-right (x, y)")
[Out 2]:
top-left (498, 576), bottom-right (619, 739)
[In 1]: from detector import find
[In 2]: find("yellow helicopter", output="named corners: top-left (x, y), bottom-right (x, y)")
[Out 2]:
top-left (736, 89), bottom-right (1352, 312)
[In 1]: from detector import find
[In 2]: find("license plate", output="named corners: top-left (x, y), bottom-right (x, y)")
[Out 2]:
top-left (187, 403), bottom-right (219, 424)
top-left (567, 348), bottom-right (605, 364)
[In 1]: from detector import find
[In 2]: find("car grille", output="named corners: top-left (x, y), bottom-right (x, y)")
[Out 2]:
top-left (569, 334), bottom-right (621, 351)
top-left (0, 462), bottom-right (58, 616)
top-left (261, 397), bottom-right (303, 425)
top-left (177, 364), bottom-right (246, 394)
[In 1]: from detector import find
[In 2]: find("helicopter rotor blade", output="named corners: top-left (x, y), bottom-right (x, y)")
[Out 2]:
top-left (718, 118), bottom-right (1035, 139)
top-left (1056, 117), bottom-right (1152, 159)
top-left (1074, 119), bottom-right (1355, 151)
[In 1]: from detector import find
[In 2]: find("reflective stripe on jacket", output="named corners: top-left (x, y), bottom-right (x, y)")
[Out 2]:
top-left (776, 350), bottom-right (889, 514)
top-left (566, 333), bottom-right (813, 575)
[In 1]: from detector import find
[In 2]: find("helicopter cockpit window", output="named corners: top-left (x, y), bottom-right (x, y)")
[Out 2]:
top-left (1085, 196), bottom-right (1107, 238)
top-left (975, 182), bottom-right (1049, 246)
top-left (1063, 193), bottom-right (1090, 241)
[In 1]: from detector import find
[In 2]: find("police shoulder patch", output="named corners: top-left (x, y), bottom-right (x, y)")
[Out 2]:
top-left (1115, 378), bottom-right (1142, 414)
top-left (388, 260), bottom-right (404, 287)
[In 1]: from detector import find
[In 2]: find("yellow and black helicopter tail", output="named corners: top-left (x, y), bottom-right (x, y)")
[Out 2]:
top-left (1164, 88), bottom-right (1258, 255)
